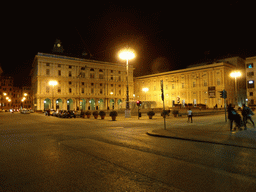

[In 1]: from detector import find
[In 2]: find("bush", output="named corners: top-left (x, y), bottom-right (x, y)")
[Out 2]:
top-left (172, 110), bottom-right (179, 114)
top-left (93, 111), bottom-right (98, 116)
top-left (85, 111), bottom-right (91, 115)
top-left (109, 111), bottom-right (118, 116)
top-left (99, 111), bottom-right (106, 116)
top-left (161, 110), bottom-right (170, 116)
top-left (147, 111), bottom-right (155, 116)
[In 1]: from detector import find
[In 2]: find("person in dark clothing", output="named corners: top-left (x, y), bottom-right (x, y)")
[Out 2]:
top-left (242, 104), bottom-right (255, 130)
top-left (228, 104), bottom-right (243, 131)
top-left (228, 104), bottom-right (234, 131)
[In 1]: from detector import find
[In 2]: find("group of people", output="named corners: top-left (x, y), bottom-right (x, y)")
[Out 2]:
top-left (186, 104), bottom-right (255, 131)
top-left (228, 104), bottom-right (255, 131)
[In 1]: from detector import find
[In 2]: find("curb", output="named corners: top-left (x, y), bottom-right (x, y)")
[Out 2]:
top-left (146, 131), bottom-right (256, 150)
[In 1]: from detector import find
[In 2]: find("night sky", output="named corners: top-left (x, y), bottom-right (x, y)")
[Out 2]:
top-left (1, 1), bottom-right (256, 87)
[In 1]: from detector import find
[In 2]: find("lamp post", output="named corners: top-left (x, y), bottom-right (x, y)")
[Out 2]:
top-left (230, 71), bottom-right (241, 106)
top-left (49, 80), bottom-right (58, 110)
top-left (142, 87), bottom-right (149, 101)
top-left (119, 48), bottom-right (135, 118)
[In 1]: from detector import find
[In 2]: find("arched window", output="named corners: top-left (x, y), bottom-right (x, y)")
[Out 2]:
top-left (90, 68), bottom-right (94, 71)
top-left (99, 69), bottom-right (103, 72)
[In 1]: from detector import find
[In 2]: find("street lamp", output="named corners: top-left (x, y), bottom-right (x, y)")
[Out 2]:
top-left (49, 80), bottom-right (58, 110)
top-left (119, 48), bottom-right (135, 118)
top-left (142, 87), bottom-right (149, 101)
top-left (230, 71), bottom-right (241, 106)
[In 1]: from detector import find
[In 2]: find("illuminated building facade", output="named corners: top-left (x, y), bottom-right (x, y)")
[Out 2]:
top-left (31, 53), bottom-right (134, 111)
top-left (245, 56), bottom-right (256, 106)
top-left (134, 57), bottom-right (246, 108)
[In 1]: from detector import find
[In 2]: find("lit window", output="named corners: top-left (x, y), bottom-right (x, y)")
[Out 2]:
top-left (247, 63), bottom-right (253, 68)
top-left (248, 80), bottom-right (254, 88)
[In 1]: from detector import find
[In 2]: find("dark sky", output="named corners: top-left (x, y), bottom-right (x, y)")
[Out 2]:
top-left (1, 1), bottom-right (256, 86)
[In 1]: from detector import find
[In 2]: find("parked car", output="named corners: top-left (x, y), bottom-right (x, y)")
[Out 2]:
top-left (52, 110), bottom-right (58, 117)
top-left (45, 109), bottom-right (55, 116)
top-left (67, 111), bottom-right (76, 118)
top-left (20, 109), bottom-right (30, 114)
top-left (57, 110), bottom-right (63, 117)
top-left (60, 110), bottom-right (68, 118)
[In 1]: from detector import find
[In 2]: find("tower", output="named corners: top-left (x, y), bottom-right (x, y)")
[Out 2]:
top-left (52, 39), bottom-right (64, 54)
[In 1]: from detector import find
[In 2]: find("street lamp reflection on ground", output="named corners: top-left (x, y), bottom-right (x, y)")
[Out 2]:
top-left (230, 71), bottom-right (241, 106)
top-left (49, 80), bottom-right (58, 110)
top-left (119, 48), bottom-right (135, 118)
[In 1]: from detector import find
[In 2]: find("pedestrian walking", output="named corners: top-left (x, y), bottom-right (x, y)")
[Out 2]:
top-left (242, 104), bottom-right (255, 129)
top-left (187, 108), bottom-right (193, 123)
top-left (228, 104), bottom-right (243, 131)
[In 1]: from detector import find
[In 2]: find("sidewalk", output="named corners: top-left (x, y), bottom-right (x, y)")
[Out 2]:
top-left (147, 121), bottom-right (256, 149)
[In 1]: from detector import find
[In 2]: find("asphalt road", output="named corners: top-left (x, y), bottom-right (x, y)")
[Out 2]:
top-left (0, 112), bottom-right (256, 192)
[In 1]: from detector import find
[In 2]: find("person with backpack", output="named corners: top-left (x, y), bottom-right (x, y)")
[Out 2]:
top-left (242, 104), bottom-right (255, 130)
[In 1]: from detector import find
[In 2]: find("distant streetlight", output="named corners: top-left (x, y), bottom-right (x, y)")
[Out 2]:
top-left (119, 48), bottom-right (135, 118)
top-left (49, 80), bottom-right (58, 109)
top-left (230, 71), bottom-right (241, 106)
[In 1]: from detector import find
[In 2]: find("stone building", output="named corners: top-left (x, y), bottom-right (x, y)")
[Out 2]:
top-left (0, 75), bottom-right (31, 111)
top-left (134, 57), bottom-right (246, 109)
top-left (30, 53), bottom-right (134, 111)
top-left (245, 56), bottom-right (256, 106)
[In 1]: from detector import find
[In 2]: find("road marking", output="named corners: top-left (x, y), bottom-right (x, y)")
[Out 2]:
top-left (107, 127), bottom-right (124, 129)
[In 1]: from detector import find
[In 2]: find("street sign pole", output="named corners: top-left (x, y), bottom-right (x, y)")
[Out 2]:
top-left (161, 80), bottom-right (166, 130)
top-left (138, 105), bottom-right (140, 119)
top-left (220, 89), bottom-right (227, 122)
top-left (224, 89), bottom-right (227, 122)
top-left (225, 97), bottom-right (227, 122)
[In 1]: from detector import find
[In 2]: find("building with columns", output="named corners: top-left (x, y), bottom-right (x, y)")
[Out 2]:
top-left (30, 52), bottom-right (134, 111)
top-left (134, 57), bottom-right (246, 109)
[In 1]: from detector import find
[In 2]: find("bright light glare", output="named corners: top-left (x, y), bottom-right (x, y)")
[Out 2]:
top-left (49, 80), bottom-right (58, 86)
top-left (230, 71), bottom-right (241, 78)
top-left (24, 93), bottom-right (28, 96)
top-left (142, 87), bottom-right (149, 92)
top-left (119, 49), bottom-right (135, 60)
